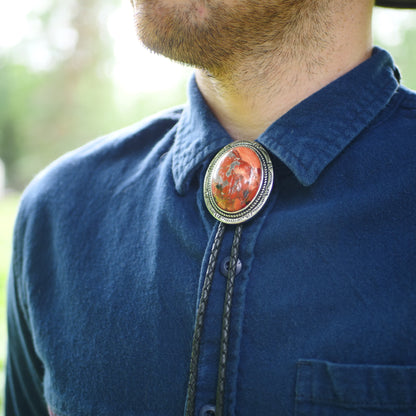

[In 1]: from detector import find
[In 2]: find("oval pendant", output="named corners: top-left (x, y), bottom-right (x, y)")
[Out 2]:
top-left (203, 141), bottom-right (274, 224)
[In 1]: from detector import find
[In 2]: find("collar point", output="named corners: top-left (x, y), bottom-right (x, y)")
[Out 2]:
top-left (172, 172), bottom-right (189, 196)
top-left (294, 169), bottom-right (321, 187)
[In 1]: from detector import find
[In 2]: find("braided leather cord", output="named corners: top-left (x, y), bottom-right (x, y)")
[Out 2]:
top-left (215, 224), bottom-right (243, 416)
top-left (185, 222), bottom-right (226, 416)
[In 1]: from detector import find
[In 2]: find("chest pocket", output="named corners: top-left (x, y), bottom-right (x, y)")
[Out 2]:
top-left (295, 359), bottom-right (416, 416)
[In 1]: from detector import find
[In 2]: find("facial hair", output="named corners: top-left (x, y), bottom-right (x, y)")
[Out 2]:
top-left (133, 0), bottom-right (333, 76)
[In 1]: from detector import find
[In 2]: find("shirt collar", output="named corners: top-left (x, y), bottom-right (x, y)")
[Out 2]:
top-left (172, 47), bottom-right (400, 194)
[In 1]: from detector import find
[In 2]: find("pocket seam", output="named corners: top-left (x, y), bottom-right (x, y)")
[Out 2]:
top-left (296, 359), bottom-right (416, 409)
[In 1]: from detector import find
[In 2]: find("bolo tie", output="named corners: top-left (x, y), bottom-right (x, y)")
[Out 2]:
top-left (185, 140), bottom-right (274, 416)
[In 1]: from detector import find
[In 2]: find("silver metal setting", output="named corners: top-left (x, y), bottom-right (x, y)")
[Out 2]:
top-left (203, 141), bottom-right (274, 224)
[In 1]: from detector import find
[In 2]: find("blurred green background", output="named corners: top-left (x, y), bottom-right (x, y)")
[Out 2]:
top-left (0, 2), bottom-right (415, 414)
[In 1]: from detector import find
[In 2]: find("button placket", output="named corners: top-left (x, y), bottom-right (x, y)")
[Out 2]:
top-left (188, 142), bottom-right (276, 416)
top-left (190, 226), bottom-right (236, 414)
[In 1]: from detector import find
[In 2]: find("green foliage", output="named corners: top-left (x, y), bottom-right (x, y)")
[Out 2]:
top-left (386, 26), bottom-right (416, 90)
top-left (0, 193), bottom-right (20, 416)
top-left (374, 13), bottom-right (416, 90)
top-left (0, 0), bottom-right (187, 189)
top-left (0, 62), bottom-right (42, 188)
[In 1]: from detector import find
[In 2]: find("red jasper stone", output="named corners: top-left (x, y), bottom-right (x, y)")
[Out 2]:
top-left (211, 146), bottom-right (262, 212)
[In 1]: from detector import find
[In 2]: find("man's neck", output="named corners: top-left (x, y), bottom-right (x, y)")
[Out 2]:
top-left (195, 2), bottom-right (373, 141)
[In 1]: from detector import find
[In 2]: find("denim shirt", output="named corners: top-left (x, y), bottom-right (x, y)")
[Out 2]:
top-left (6, 47), bottom-right (416, 416)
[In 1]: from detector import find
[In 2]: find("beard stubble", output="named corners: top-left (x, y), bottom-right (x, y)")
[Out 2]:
top-left (133, 0), bottom-right (331, 76)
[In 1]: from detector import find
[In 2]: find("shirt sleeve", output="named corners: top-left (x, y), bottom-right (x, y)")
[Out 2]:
top-left (5, 214), bottom-right (49, 416)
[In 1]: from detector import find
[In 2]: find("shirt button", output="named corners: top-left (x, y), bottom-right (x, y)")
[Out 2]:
top-left (220, 256), bottom-right (242, 277)
top-left (199, 404), bottom-right (216, 416)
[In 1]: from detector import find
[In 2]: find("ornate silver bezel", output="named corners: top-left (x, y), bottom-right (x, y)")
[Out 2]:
top-left (203, 141), bottom-right (274, 224)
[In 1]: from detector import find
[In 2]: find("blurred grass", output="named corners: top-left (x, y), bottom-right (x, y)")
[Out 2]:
top-left (0, 193), bottom-right (20, 415)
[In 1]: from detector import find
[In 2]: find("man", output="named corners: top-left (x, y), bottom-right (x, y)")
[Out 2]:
top-left (6, 0), bottom-right (416, 415)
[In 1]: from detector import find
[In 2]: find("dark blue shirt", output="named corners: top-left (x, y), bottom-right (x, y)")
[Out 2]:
top-left (6, 47), bottom-right (416, 416)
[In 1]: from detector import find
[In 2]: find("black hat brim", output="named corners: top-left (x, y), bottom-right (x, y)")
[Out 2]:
top-left (375, 0), bottom-right (416, 8)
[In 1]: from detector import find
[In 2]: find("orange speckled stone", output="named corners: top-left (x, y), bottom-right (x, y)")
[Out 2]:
top-left (211, 146), bottom-right (262, 212)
